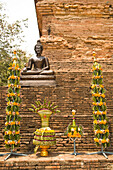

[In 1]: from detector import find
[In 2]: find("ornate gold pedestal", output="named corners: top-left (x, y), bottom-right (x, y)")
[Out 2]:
top-left (40, 146), bottom-right (49, 157)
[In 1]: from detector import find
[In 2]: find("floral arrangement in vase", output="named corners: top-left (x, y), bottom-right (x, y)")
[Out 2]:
top-left (4, 51), bottom-right (21, 150)
top-left (91, 53), bottom-right (110, 148)
top-left (66, 110), bottom-right (83, 138)
top-left (30, 99), bottom-right (60, 156)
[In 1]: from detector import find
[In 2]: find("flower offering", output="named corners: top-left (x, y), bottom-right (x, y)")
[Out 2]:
top-left (66, 110), bottom-right (83, 138)
top-left (4, 51), bottom-right (21, 150)
top-left (91, 52), bottom-right (110, 148)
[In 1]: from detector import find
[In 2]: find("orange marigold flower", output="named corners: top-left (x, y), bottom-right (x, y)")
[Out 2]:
top-left (12, 141), bottom-right (15, 145)
top-left (5, 140), bottom-right (8, 144)
top-left (97, 94), bottom-right (100, 97)
top-left (16, 111), bottom-right (19, 115)
top-left (11, 121), bottom-right (14, 125)
top-left (7, 102), bottom-right (10, 105)
top-left (15, 67), bottom-right (18, 70)
top-left (91, 84), bottom-right (95, 89)
top-left (7, 94), bottom-right (10, 97)
top-left (97, 111), bottom-right (100, 115)
top-left (10, 93), bottom-right (15, 96)
top-left (6, 111), bottom-right (11, 115)
top-left (100, 85), bottom-right (104, 88)
top-left (93, 120), bottom-right (97, 124)
top-left (8, 67), bottom-right (12, 70)
top-left (12, 63), bottom-right (15, 67)
top-left (99, 102), bottom-right (103, 106)
top-left (9, 141), bottom-right (13, 145)
top-left (8, 131), bottom-right (12, 135)
top-left (101, 94), bottom-right (105, 98)
top-left (105, 129), bottom-right (109, 133)
top-left (101, 139), bottom-right (106, 143)
top-left (16, 64), bottom-right (19, 68)
top-left (103, 120), bottom-right (107, 125)
top-left (8, 84), bottom-right (11, 88)
top-left (13, 102), bottom-right (17, 105)
top-left (11, 75), bottom-right (15, 79)
top-left (16, 131), bottom-right (20, 134)
top-left (94, 138), bottom-right (99, 143)
top-left (13, 51), bottom-right (16, 55)
top-left (18, 139), bottom-right (20, 143)
top-left (5, 122), bottom-right (8, 126)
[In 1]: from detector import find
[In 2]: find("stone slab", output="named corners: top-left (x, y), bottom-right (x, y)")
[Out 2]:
top-left (20, 80), bottom-right (56, 87)
top-left (20, 75), bottom-right (55, 80)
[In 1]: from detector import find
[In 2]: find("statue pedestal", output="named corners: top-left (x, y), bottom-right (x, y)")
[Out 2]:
top-left (20, 73), bottom-right (56, 87)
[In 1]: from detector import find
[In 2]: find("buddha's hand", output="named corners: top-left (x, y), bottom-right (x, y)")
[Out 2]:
top-left (23, 67), bottom-right (27, 72)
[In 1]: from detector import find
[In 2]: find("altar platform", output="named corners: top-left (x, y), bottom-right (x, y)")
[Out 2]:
top-left (0, 152), bottom-right (113, 170)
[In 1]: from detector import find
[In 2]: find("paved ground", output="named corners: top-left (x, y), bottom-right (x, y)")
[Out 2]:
top-left (0, 152), bottom-right (113, 169)
top-left (0, 151), bottom-right (113, 162)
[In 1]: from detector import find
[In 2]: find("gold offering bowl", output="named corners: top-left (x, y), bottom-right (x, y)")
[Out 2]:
top-left (40, 145), bottom-right (49, 157)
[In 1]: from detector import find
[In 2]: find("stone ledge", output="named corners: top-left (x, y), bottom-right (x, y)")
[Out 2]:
top-left (20, 80), bottom-right (56, 87)
top-left (0, 152), bottom-right (113, 169)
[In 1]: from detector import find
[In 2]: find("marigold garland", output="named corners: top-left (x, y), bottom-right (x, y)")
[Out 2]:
top-left (91, 55), bottom-right (110, 148)
top-left (93, 120), bottom-right (107, 125)
top-left (4, 51), bottom-right (21, 150)
top-left (94, 138), bottom-right (109, 144)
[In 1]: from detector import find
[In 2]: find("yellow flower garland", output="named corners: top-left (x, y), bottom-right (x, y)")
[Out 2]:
top-left (68, 132), bottom-right (81, 138)
top-left (92, 93), bottom-right (105, 98)
top-left (91, 84), bottom-right (104, 89)
top-left (93, 111), bottom-right (106, 115)
top-left (7, 101), bottom-right (20, 106)
top-left (94, 138), bottom-right (109, 144)
top-left (93, 120), bottom-right (107, 125)
top-left (94, 129), bottom-right (109, 134)
top-left (5, 121), bottom-right (20, 126)
top-left (92, 67), bottom-right (103, 71)
top-left (92, 102), bottom-right (106, 106)
top-left (8, 75), bottom-right (20, 80)
top-left (92, 76), bottom-right (103, 79)
top-left (36, 129), bottom-right (55, 133)
top-left (5, 139), bottom-right (20, 145)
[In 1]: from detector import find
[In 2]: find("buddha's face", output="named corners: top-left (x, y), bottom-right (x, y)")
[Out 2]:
top-left (35, 45), bottom-right (42, 55)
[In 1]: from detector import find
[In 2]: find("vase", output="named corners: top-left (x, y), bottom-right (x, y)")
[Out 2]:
top-left (38, 109), bottom-right (52, 128)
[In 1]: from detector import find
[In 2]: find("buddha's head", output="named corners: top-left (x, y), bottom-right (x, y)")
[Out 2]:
top-left (34, 40), bottom-right (43, 56)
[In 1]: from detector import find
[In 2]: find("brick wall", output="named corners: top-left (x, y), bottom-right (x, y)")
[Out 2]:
top-left (0, 60), bottom-right (113, 153)
top-left (36, 0), bottom-right (113, 60)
